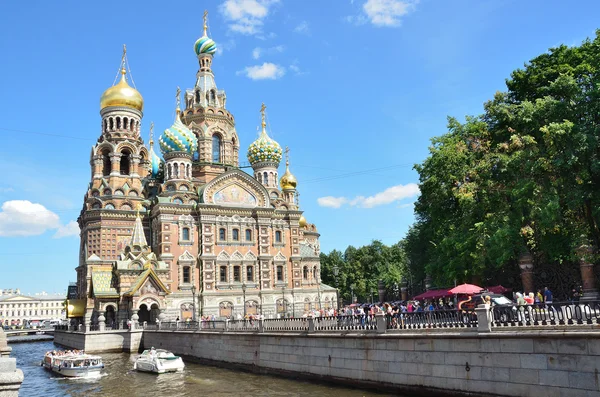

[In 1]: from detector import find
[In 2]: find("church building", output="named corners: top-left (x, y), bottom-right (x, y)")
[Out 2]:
top-left (70, 14), bottom-right (336, 326)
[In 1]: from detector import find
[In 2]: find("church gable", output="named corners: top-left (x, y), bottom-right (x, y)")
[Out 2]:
top-left (202, 170), bottom-right (269, 208)
top-left (124, 266), bottom-right (170, 296)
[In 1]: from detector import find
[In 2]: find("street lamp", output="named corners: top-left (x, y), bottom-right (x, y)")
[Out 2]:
top-left (332, 263), bottom-right (340, 311)
top-left (350, 284), bottom-right (355, 305)
top-left (393, 283), bottom-right (399, 301)
top-left (191, 285), bottom-right (196, 322)
top-left (281, 286), bottom-right (286, 318)
top-left (242, 283), bottom-right (247, 318)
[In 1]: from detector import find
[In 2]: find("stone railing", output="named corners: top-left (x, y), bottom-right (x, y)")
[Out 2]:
top-left (491, 300), bottom-right (600, 327)
top-left (314, 314), bottom-right (378, 331)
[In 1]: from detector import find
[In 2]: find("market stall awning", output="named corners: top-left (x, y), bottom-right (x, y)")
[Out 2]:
top-left (412, 289), bottom-right (452, 300)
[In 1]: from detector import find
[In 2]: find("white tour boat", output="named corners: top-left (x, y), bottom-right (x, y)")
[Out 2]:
top-left (133, 348), bottom-right (185, 374)
top-left (42, 351), bottom-right (104, 378)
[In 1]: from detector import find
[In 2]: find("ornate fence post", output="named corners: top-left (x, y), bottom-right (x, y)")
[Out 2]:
top-left (98, 311), bottom-right (106, 332)
top-left (518, 252), bottom-right (535, 294)
top-left (577, 245), bottom-right (599, 302)
top-left (475, 304), bottom-right (491, 332)
top-left (131, 310), bottom-right (139, 330)
top-left (258, 318), bottom-right (264, 333)
top-left (308, 317), bottom-right (315, 333)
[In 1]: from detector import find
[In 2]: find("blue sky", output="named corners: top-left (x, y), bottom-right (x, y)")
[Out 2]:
top-left (0, 0), bottom-right (599, 294)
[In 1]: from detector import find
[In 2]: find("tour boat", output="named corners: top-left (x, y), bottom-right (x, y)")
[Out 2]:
top-left (133, 348), bottom-right (185, 374)
top-left (42, 351), bottom-right (104, 378)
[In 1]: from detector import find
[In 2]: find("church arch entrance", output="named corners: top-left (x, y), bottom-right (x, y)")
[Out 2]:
top-left (138, 304), bottom-right (150, 324)
top-left (105, 305), bottom-right (116, 328)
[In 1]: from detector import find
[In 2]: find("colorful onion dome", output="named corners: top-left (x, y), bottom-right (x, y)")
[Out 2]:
top-left (299, 215), bottom-right (307, 228)
top-left (248, 104), bottom-right (282, 166)
top-left (194, 35), bottom-right (217, 56)
top-left (159, 111), bottom-right (198, 155)
top-left (149, 144), bottom-right (163, 178)
top-left (100, 68), bottom-right (144, 111)
top-left (280, 162), bottom-right (297, 190)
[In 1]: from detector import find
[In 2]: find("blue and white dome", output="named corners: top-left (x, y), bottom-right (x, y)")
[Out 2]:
top-left (247, 128), bottom-right (282, 166)
top-left (159, 112), bottom-right (198, 155)
top-left (194, 35), bottom-right (217, 56)
top-left (149, 144), bottom-right (163, 178)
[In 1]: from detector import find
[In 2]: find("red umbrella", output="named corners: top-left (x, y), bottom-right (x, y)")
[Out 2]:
top-left (449, 283), bottom-right (483, 295)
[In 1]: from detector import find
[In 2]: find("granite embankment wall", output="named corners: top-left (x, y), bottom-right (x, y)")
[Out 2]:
top-left (142, 330), bottom-right (600, 397)
top-left (54, 330), bottom-right (143, 353)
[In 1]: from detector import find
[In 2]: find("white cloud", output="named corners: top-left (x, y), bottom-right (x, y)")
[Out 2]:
top-left (53, 220), bottom-right (80, 239)
top-left (220, 0), bottom-right (279, 35)
top-left (347, 0), bottom-right (417, 27)
top-left (294, 21), bottom-right (310, 34)
top-left (0, 200), bottom-right (60, 237)
top-left (252, 45), bottom-right (284, 59)
top-left (0, 187), bottom-right (14, 193)
top-left (238, 62), bottom-right (285, 80)
top-left (317, 197), bottom-right (348, 209)
top-left (317, 183), bottom-right (420, 209)
top-left (289, 61), bottom-right (307, 76)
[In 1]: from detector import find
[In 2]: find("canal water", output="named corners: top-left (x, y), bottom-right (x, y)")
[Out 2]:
top-left (11, 341), bottom-right (400, 397)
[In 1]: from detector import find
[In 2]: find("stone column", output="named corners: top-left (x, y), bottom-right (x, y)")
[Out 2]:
top-left (130, 155), bottom-right (141, 177)
top-left (576, 245), bottom-right (599, 302)
top-left (0, 329), bottom-right (23, 396)
top-left (92, 156), bottom-right (103, 179)
top-left (475, 304), bottom-right (492, 332)
top-left (375, 313), bottom-right (386, 334)
top-left (98, 311), bottom-right (106, 332)
top-left (518, 252), bottom-right (535, 294)
top-left (110, 153), bottom-right (121, 176)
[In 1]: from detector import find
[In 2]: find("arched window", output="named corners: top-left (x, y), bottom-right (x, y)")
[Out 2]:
top-left (195, 90), bottom-right (200, 104)
top-left (233, 265), bottom-right (241, 282)
top-left (232, 229), bottom-right (239, 241)
top-left (116, 117), bottom-right (121, 129)
top-left (246, 265), bottom-right (254, 282)
top-left (263, 172), bottom-right (268, 185)
top-left (102, 149), bottom-right (111, 176)
top-left (257, 173), bottom-right (262, 183)
top-left (219, 228), bottom-right (226, 241)
top-left (303, 266), bottom-right (308, 280)
top-left (212, 135), bottom-right (222, 163)
top-left (109, 118), bottom-right (114, 130)
top-left (167, 163), bottom-right (172, 179)
top-left (183, 266), bottom-right (191, 283)
top-left (219, 266), bottom-right (227, 282)
top-left (103, 119), bottom-right (107, 133)
top-left (123, 117), bottom-right (128, 131)
top-left (182, 227), bottom-right (190, 241)
top-left (275, 231), bottom-right (282, 243)
top-left (210, 90), bottom-right (216, 104)
top-left (313, 266), bottom-right (318, 280)
top-left (120, 149), bottom-right (130, 175)
top-left (245, 229), bottom-right (252, 241)
top-left (186, 164), bottom-right (191, 178)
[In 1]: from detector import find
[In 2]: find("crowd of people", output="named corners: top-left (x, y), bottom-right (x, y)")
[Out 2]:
top-left (45, 349), bottom-right (84, 357)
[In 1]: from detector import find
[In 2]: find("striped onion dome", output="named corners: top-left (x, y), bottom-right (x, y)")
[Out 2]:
top-left (159, 111), bottom-right (198, 155)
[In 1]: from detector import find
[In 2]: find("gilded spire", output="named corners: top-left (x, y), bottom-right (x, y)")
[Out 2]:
top-left (175, 86), bottom-right (181, 115)
top-left (203, 10), bottom-right (208, 37)
top-left (260, 102), bottom-right (267, 131)
top-left (149, 121), bottom-right (154, 146)
top-left (280, 146), bottom-right (298, 190)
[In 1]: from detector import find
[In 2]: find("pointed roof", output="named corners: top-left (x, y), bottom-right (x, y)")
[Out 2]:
top-left (123, 265), bottom-right (170, 297)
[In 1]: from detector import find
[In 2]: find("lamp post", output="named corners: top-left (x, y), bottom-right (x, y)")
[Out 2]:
top-left (332, 263), bottom-right (340, 311)
top-left (191, 285), bottom-right (196, 322)
top-left (370, 288), bottom-right (374, 304)
top-left (393, 283), bottom-right (399, 301)
top-left (350, 284), bottom-right (355, 305)
top-left (281, 286), bottom-right (286, 318)
top-left (242, 283), bottom-right (247, 318)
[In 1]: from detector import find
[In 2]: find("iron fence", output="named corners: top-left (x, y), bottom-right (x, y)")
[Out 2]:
top-left (263, 318), bottom-right (309, 331)
top-left (314, 315), bottom-right (377, 331)
top-left (491, 301), bottom-right (600, 327)
top-left (386, 309), bottom-right (478, 330)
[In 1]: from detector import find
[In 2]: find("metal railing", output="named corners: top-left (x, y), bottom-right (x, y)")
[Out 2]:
top-left (263, 318), bottom-right (309, 332)
top-left (386, 309), bottom-right (478, 330)
top-left (314, 315), bottom-right (378, 331)
top-left (491, 301), bottom-right (600, 327)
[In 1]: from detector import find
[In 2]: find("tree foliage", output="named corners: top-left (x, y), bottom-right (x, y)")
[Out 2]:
top-left (406, 31), bottom-right (600, 295)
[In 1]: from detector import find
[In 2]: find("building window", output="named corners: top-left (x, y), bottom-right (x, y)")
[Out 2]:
top-left (183, 266), bottom-right (191, 283)
top-left (303, 266), bottom-right (308, 280)
top-left (246, 266), bottom-right (254, 282)
top-left (277, 265), bottom-right (283, 281)
top-left (232, 229), bottom-right (239, 241)
top-left (313, 266), bottom-right (318, 280)
top-left (219, 228), bottom-right (226, 241)
top-left (245, 229), bottom-right (252, 241)
top-left (275, 231), bottom-right (282, 243)
top-left (212, 134), bottom-right (222, 163)
top-left (233, 266), bottom-right (241, 282)
top-left (220, 266), bottom-right (227, 282)
top-left (182, 227), bottom-right (190, 241)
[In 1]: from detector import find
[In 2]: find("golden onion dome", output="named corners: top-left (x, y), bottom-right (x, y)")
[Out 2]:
top-left (298, 215), bottom-right (307, 228)
top-left (100, 68), bottom-right (144, 111)
top-left (279, 164), bottom-right (298, 190)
